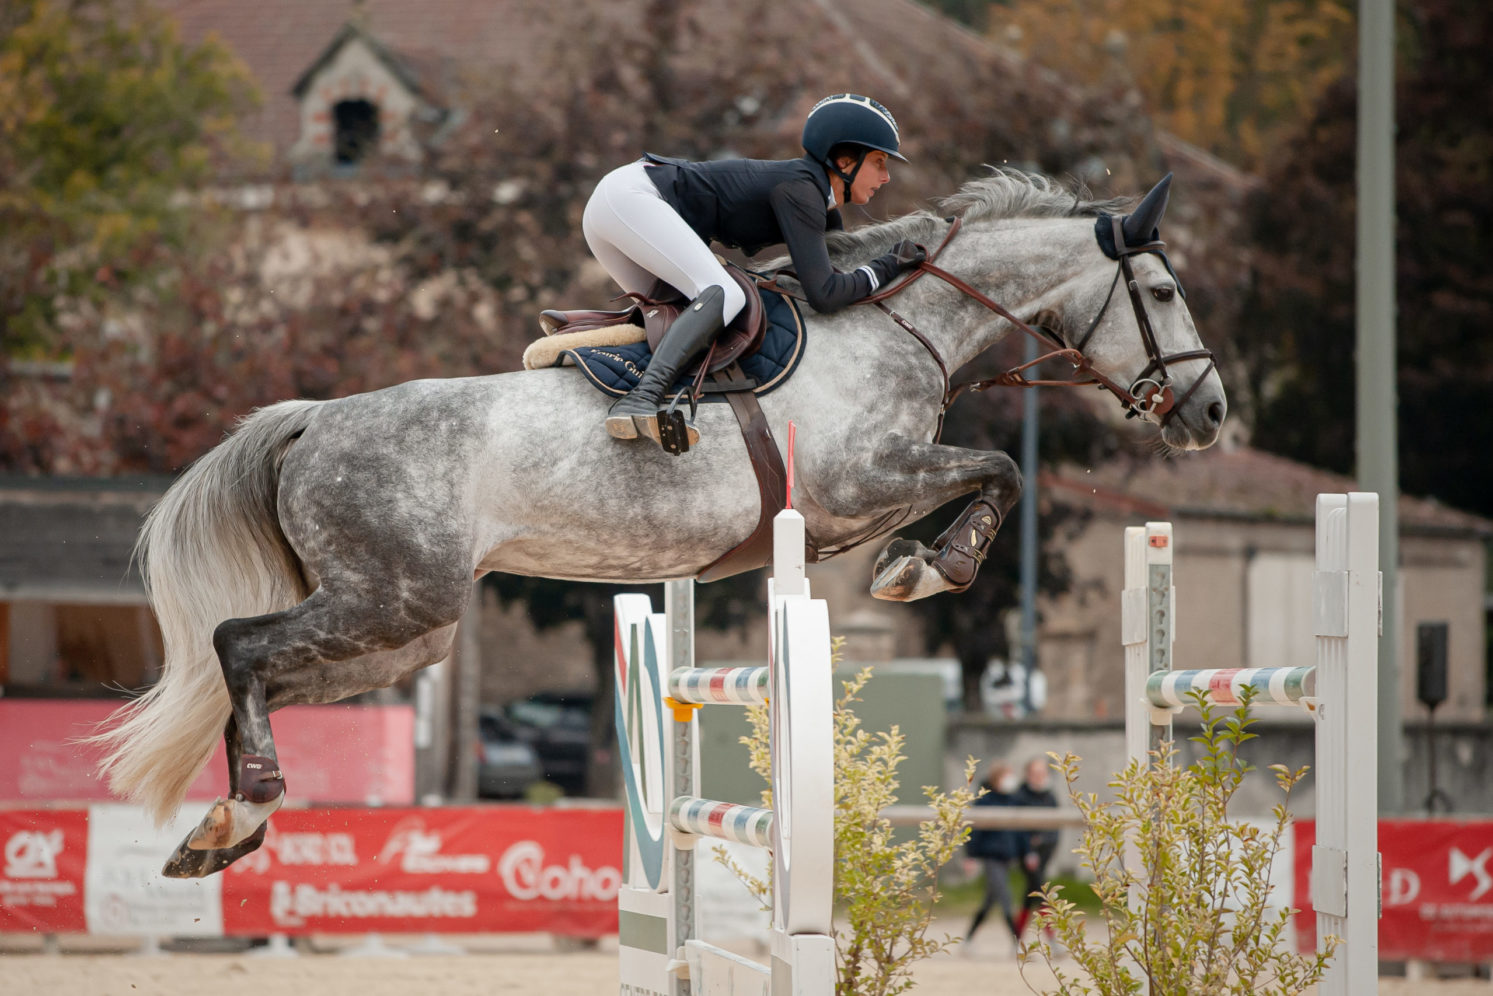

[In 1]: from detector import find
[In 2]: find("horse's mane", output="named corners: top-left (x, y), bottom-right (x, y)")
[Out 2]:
top-left (768, 167), bottom-right (1131, 273)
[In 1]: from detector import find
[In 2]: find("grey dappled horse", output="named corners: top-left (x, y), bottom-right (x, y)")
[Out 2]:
top-left (92, 170), bottom-right (1225, 877)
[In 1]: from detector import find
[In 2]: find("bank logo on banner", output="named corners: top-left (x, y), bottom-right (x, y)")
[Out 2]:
top-left (378, 817), bottom-right (490, 874)
top-left (1, 817), bottom-right (83, 929)
top-left (1450, 847), bottom-right (1493, 901)
top-left (4, 830), bottom-right (62, 879)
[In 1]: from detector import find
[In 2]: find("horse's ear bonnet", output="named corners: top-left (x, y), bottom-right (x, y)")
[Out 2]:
top-left (1095, 173), bottom-right (1185, 296)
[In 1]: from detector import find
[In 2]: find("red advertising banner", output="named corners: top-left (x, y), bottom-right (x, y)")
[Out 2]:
top-left (1295, 818), bottom-right (1493, 961)
top-left (0, 810), bottom-right (89, 932)
top-left (0, 700), bottom-right (414, 806)
top-left (220, 806), bottom-right (623, 937)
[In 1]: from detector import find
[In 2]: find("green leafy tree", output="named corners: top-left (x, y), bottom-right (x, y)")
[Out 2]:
top-left (0, 0), bottom-right (260, 355)
top-left (722, 656), bottom-right (981, 996)
top-left (1024, 693), bottom-right (1334, 995)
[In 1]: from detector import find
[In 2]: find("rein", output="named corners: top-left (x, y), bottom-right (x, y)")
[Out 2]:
top-left (864, 218), bottom-right (1216, 440)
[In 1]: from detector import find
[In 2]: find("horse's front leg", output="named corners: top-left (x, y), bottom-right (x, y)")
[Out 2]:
top-left (844, 435), bottom-right (1021, 602)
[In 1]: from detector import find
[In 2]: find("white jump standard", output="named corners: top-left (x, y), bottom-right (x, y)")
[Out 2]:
top-left (1122, 492), bottom-right (1382, 996)
top-left (614, 508), bottom-right (834, 996)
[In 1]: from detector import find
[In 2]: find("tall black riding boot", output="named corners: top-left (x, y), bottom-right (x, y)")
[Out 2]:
top-left (604, 285), bottom-right (726, 449)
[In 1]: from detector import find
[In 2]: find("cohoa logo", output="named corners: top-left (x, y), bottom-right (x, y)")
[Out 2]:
top-left (497, 840), bottom-right (621, 902)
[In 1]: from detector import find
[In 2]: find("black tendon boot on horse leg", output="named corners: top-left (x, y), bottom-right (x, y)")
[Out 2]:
top-left (604, 285), bottom-right (726, 451)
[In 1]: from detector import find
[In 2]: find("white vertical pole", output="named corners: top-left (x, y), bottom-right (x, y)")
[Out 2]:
top-left (665, 579), bottom-right (697, 996)
top-left (614, 594), bottom-right (678, 992)
top-left (773, 508), bottom-right (806, 597)
top-left (767, 508), bottom-right (834, 995)
top-left (1313, 493), bottom-right (1381, 995)
top-left (1121, 521), bottom-right (1173, 938)
top-left (1123, 521), bottom-right (1174, 769)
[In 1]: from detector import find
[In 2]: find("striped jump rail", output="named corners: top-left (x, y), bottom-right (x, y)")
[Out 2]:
top-left (1146, 666), bottom-right (1318, 712)
top-left (669, 797), bottom-right (775, 849)
top-left (668, 666), bottom-right (769, 706)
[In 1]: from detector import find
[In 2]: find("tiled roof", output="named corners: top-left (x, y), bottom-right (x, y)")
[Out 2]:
top-left (1052, 445), bottom-right (1493, 535)
top-left (155, 0), bottom-right (1254, 198)
top-left (160, 0), bottom-right (561, 149)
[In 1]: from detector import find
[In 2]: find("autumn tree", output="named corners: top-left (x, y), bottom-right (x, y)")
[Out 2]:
top-left (989, 0), bottom-right (1354, 170)
top-left (0, 0), bottom-right (260, 356)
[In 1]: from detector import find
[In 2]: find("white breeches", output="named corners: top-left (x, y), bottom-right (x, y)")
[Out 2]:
top-left (582, 161), bottom-right (748, 323)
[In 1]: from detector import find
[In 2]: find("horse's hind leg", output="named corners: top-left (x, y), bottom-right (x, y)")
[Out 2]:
top-left (163, 717), bottom-right (268, 878)
top-left (182, 576), bottom-right (469, 856)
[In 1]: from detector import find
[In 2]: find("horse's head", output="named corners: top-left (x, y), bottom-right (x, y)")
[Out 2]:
top-left (1068, 174), bottom-right (1227, 450)
top-left (811, 168), bottom-right (1228, 450)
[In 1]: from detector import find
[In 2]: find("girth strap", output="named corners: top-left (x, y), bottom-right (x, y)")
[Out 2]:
top-left (696, 363), bottom-right (798, 582)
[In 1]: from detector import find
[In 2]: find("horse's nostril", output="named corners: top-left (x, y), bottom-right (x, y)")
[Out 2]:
top-left (1207, 401), bottom-right (1226, 427)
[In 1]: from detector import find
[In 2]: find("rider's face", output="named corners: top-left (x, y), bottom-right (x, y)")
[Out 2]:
top-left (835, 150), bottom-right (892, 206)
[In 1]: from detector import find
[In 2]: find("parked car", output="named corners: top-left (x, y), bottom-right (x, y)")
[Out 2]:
top-left (476, 708), bottom-right (543, 799)
top-left (504, 691), bottom-right (595, 796)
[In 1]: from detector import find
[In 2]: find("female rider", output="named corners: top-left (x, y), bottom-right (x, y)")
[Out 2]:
top-left (576, 93), bottom-right (926, 450)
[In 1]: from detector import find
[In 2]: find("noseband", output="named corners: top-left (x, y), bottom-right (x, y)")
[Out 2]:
top-left (865, 216), bottom-right (1217, 438)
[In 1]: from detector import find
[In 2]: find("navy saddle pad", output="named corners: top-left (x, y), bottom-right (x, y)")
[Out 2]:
top-left (564, 284), bottom-right (805, 399)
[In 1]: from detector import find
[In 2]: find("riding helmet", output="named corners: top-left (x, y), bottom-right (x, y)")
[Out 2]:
top-left (801, 94), bottom-right (908, 165)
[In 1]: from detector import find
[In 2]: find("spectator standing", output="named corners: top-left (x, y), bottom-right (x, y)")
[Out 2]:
top-left (1013, 756), bottom-right (1060, 938)
top-left (964, 761), bottom-right (1025, 953)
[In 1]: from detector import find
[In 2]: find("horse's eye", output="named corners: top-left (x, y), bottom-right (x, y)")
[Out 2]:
top-left (1152, 285), bottom-right (1176, 303)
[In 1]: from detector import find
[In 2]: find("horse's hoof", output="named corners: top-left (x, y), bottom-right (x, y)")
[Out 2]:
top-left (163, 840), bottom-right (228, 878)
top-left (871, 556), bottom-right (929, 601)
top-left (872, 538), bottom-right (928, 579)
top-left (164, 822), bottom-right (268, 878)
top-left (186, 794), bottom-right (283, 851)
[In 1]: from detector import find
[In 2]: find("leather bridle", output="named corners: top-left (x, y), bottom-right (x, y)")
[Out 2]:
top-left (863, 216), bottom-right (1217, 440)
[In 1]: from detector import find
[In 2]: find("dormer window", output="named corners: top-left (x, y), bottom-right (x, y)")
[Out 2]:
top-left (289, 23), bottom-right (444, 177)
top-left (334, 99), bottom-right (380, 164)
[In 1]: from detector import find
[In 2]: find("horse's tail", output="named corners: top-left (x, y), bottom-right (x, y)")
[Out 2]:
top-left (89, 399), bottom-right (322, 824)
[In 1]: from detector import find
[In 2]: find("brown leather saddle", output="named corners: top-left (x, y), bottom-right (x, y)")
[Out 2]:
top-left (541, 262), bottom-right (767, 375)
top-left (540, 263), bottom-right (799, 582)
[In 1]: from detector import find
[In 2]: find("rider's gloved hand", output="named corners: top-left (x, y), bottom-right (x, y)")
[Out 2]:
top-left (866, 240), bottom-right (928, 290)
top-left (887, 239), bottom-right (927, 270)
